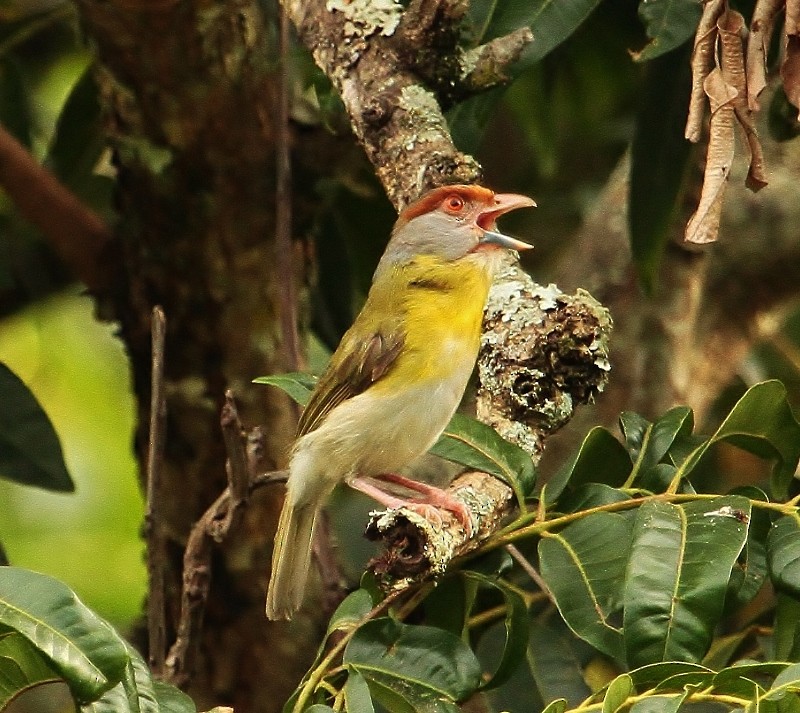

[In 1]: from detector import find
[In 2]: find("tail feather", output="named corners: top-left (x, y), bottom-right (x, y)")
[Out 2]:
top-left (266, 498), bottom-right (317, 620)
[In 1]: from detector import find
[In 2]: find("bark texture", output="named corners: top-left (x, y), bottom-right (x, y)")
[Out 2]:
top-left (76, 0), bottom-right (319, 708)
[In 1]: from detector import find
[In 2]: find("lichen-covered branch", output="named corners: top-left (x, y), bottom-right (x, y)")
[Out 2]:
top-left (283, 0), bottom-right (610, 587)
top-left (282, 0), bottom-right (532, 208)
top-left (367, 269), bottom-right (612, 583)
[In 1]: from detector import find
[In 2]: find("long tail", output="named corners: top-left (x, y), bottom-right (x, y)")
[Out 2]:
top-left (266, 497), bottom-right (318, 620)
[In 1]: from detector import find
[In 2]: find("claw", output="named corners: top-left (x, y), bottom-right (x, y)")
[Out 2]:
top-left (350, 474), bottom-right (474, 536)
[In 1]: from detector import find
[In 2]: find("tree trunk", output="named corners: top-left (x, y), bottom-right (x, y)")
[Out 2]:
top-left (76, 0), bottom-right (322, 709)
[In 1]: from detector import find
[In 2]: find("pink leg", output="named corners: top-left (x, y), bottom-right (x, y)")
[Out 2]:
top-left (350, 474), bottom-right (473, 536)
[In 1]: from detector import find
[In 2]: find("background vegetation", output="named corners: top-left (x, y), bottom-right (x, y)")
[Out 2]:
top-left (2, 0), bottom-right (800, 711)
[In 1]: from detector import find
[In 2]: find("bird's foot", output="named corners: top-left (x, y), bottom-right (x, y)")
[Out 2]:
top-left (350, 474), bottom-right (474, 536)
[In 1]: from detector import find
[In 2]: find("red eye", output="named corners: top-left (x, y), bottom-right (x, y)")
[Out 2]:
top-left (444, 195), bottom-right (465, 213)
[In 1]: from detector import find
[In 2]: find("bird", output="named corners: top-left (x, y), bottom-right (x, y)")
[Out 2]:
top-left (266, 184), bottom-right (535, 619)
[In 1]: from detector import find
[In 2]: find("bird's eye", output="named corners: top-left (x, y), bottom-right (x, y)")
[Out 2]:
top-left (443, 195), bottom-right (465, 213)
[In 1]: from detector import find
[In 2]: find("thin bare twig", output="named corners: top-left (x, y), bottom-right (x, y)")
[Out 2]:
top-left (505, 544), bottom-right (553, 601)
top-left (145, 306), bottom-right (167, 676)
top-left (221, 390), bottom-right (250, 520)
top-left (164, 467), bottom-right (288, 687)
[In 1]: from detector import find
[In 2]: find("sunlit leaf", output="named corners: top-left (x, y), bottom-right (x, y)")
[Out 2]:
top-left (603, 673), bottom-right (634, 713)
top-left (539, 513), bottom-right (633, 660)
top-left (0, 567), bottom-right (128, 701)
top-left (623, 497), bottom-right (750, 667)
top-left (344, 669), bottom-right (374, 713)
top-left (327, 589), bottom-right (374, 636)
top-left (0, 362), bottom-right (73, 491)
top-left (432, 413), bottom-right (536, 505)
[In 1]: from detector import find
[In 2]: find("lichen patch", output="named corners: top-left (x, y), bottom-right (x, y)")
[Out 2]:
top-left (326, 0), bottom-right (402, 40)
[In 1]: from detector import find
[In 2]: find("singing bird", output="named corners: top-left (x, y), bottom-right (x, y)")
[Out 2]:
top-left (266, 184), bottom-right (535, 619)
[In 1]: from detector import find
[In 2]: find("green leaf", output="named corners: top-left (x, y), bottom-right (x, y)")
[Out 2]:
top-left (80, 678), bottom-right (134, 713)
top-left (629, 694), bottom-right (691, 713)
top-left (153, 681), bottom-right (197, 713)
top-left (763, 662), bottom-right (800, 701)
top-left (725, 487), bottom-right (770, 609)
top-left (538, 513), bottom-right (633, 661)
top-left (253, 372), bottom-right (317, 406)
top-left (0, 362), bottom-right (73, 491)
top-left (448, 89), bottom-right (505, 155)
top-left (712, 662), bottom-right (787, 697)
top-left (629, 407), bottom-right (694, 484)
top-left (655, 670), bottom-right (714, 692)
top-left (628, 661), bottom-right (713, 689)
top-left (0, 630), bottom-right (61, 709)
top-left (327, 588), bottom-right (374, 636)
top-left (767, 515), bottom-right (800, 598)
top-left (558, 483), bottom-right (631, 514)
top-left (0, 567), bottom-right (128, 702)
top-left (118, 645), bottom-right (160, 713)
top-left (432, 413), bottom-right (536, 505)
top-left (603, 673), bottom-right (634, 713)
top-left (527, 617), bottom-right (591, 707)
top-left (674, 381), bottom-right (800, 499)
top-left (623, 497), bottom-right (750, 668)
top-left (344, 669), bottom-right (375, 713)
top-left (80, 644), bottom-right (172, 713)
top-left (464, 572), bottom-right (528, 691)
top-left (545, 426), bottom-right (631, 505)
top-left (634, 0), bottom-right (703, 62)
top-left (422, 577), bottom-right (469, 638)
top-left (619, 412), bottom-right (651, 460)
top-left (453, 0), bottom-right (603, 148)
top-left (629, 45), bottom-right (693, 293)
top-left (344, 618), bottom-right (482, 707)
top-left (470, 0), bottom-right (602, 67)
top-left (774, 594), bottom-right (800, 661)
top-left (541, 700), bottom-right (568, 713)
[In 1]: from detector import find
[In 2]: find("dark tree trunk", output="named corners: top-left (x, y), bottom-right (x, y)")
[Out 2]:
top-left (76, 0), bottom-right (323, 709)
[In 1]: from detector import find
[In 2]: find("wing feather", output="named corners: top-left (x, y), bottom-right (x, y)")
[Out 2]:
top-left (296, 327), bottom-right (404, 437)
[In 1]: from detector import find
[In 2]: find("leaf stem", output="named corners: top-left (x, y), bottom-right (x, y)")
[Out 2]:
top-left (487, 492), bottom-right (797, 549)
top-left (292, 589), bottom-right (405, 712)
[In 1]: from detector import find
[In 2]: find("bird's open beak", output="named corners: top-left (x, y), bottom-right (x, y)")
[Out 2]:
top-left (477, 193), bottom-right (536, 251)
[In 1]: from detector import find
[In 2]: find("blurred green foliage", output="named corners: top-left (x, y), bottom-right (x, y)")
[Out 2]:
top-left (0, 290), bottom-right (144, 628)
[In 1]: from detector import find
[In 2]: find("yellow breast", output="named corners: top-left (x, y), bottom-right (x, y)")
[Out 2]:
top-left (375, 254), bottom-right (493, 387)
